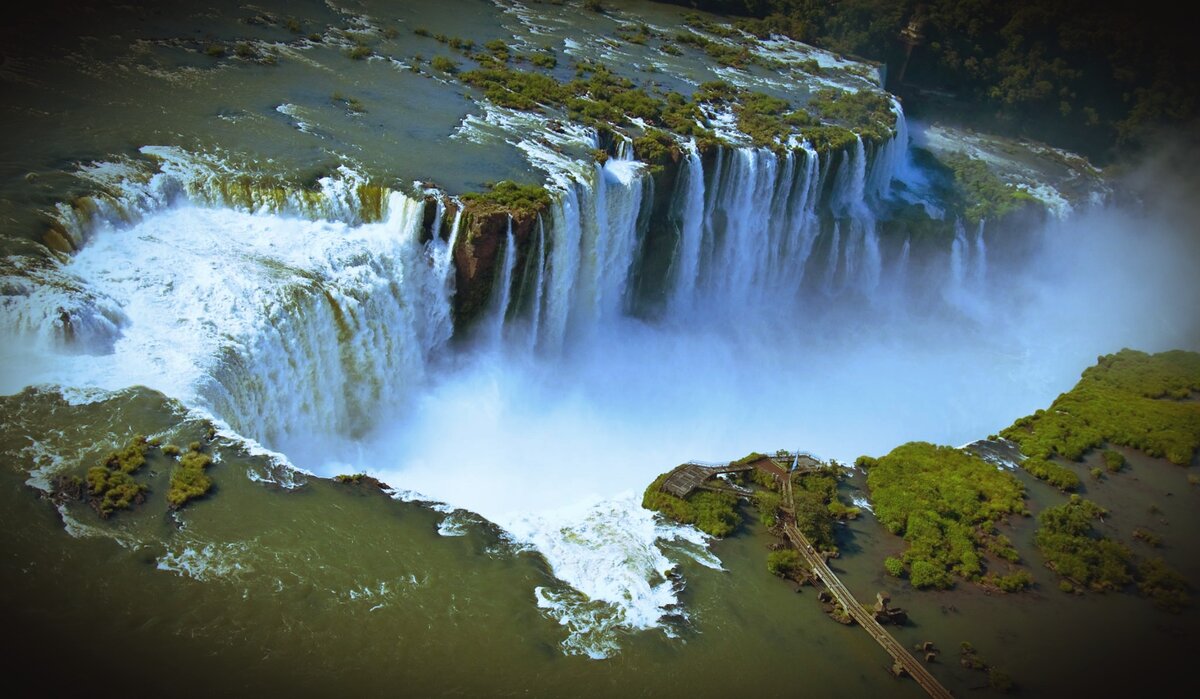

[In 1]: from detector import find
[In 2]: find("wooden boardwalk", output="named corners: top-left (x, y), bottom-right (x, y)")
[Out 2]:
top-left (659, 453), bottom-right (819, 498)
top-left (780, 478), bottom-right (954, 699)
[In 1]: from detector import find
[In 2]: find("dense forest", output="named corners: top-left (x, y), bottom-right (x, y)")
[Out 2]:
top-left (656, 0), bottom-right (1196, 161)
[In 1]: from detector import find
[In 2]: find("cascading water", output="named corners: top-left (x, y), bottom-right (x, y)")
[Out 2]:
top-left (1, 100), bottom-right (1049, 661)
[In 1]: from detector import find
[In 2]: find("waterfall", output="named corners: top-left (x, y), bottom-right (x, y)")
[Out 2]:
top-left (972, 219), bottom-right (988, 285)
top-left (950, 218), bottom-right (967, 288)
top-left (542, 183), bottom-right (583, 353)
top-left (525, 216), bottom-right (547, 351)
top-left (864, 99), bottom-right (908, 200)
top-left (10, 104), bottom-right (923, 443)
top-left (484, 217), bottom-right (518, 346)
top-left (667, 141), bottom-right (705, 313)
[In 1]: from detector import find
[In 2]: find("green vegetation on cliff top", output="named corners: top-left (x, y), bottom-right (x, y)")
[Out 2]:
top-left (1001, 349), bottom-right (1200, 466)
top-left (857, 442), bottom-right (1027, 589)
top-left (461, 181), bottom-right (553, 218)
top-left (943, 154), bottom-right (1038, 224)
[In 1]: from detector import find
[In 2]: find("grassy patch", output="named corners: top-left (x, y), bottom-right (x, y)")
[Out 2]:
top-left (461, 181), bottom-right (552, 218)
top-left (858, 442), bottom-right (1027, 589)
top-left (1001, 349), bottom-right (1200, 465)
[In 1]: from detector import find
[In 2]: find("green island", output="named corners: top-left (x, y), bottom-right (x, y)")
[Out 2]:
top-left (856, 443), bottom-right (1030, 590)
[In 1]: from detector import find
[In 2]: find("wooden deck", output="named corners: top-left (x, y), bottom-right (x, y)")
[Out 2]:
top-left (659, 453), bottom-right (818, 498)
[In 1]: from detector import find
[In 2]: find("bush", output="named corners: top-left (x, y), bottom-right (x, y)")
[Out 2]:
top-left (1137, 557), bottom-right (1190, 612)
top-left (1132, 528), bottom-right (1162, 548)
top-left (347, 45), bottom-right (371, 60)
top-left (942, 153), bottom-right (1038, 223)
top-left (167, 467), bottom-right (212, 508)
top-left (167, 444), bottom-right (215, 510)
top-left (1022, 457), bottom-right (1081, 491)
top-left (1035, 496), bottom-right (1133, 592)
top-left (989, 570), bottom-right (1034, 592)
top-left (530, 52), bottom-right (557, 69)
top-left (910, 559), bottom-right (954, 590)
top-left (767, 549), bottom-right (802, 578)
top-left (1103, 449), bottom-right (1126, 472)
top-left (884, 556), bottom-right (905, 577)
top-left (104, 435), bottom-right (150, 474)
top-left (431, 55), bottom-right (458, 74)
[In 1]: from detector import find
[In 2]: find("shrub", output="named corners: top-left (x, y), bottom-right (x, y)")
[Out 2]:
top-left (989, 570), bottom-right (1034, 592)
top-left (87, 466), bottom-right (147, 516)
top-left (1022, 457), bottom-right (1081, 491)
top-left (1103, 449), bottom-right (1126, 472)
top-left (1137, 557), bottom-right (1190, 612)
top-left (941, 153), bottom-right (1037, 223)
top-left (1035, 496), bottom-right (1133, 592)
top-left (884, 556), bottom-right (905, 577)
top-left (167, 443), bottom-right (215, 510)
top-left (430, 55), bottom-right (458, 74)
top-left (767, 549), bottom-right (802, 578)
top-left (988, 669), bottom-right (1014, 692)
top-left (1132, 528), bottom-right (1162, 547)
top-left (347, 45), bottom-right (371, 60)
top-left (530, 52), bottom-right (557, 69)
top-left (167, 467), bottom-right (212, 509)
top-left (104, 435), bottom-right (150, 474)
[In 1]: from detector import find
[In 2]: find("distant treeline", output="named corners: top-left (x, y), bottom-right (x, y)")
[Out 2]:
top-left (656, 0), bottom-right (1196, 161)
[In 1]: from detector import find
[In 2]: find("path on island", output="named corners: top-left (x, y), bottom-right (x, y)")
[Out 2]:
top-left (779, 466), bottom-right (954, 699)
top-left (662, 453), bottom-right (954, 699)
